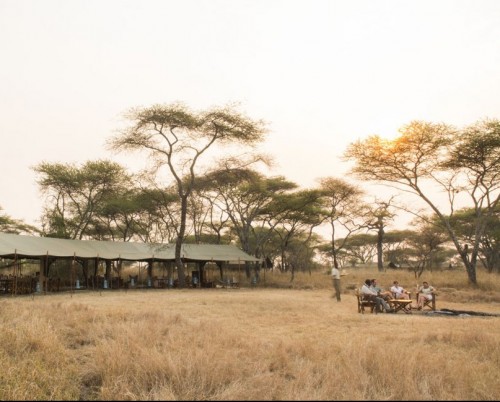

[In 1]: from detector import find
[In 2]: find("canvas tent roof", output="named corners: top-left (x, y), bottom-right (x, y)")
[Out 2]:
top-left (0, 232), bottom-right (260, 263)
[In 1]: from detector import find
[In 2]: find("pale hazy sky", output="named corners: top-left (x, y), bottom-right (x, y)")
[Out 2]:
top-left (1, 0), bottom-right (500, 228)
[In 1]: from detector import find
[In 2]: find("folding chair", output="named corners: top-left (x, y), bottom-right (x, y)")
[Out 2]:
top-left (417, 292), bottom-right (436, 310)
top-left (355, 289), bottom-right (377, 314)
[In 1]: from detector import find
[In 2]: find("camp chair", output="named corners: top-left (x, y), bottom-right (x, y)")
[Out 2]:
top-left (355, 288), bottom-right (377, 314)
top-left (417, 292), bottom-right (437, 311)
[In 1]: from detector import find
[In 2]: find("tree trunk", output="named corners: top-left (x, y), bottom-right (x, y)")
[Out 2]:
top-left (175, 195), bottom-right (189, 287)
top-left (332, 250), bottom-right (339, 269)
top-left (377, 226), bottom-right (384, 272)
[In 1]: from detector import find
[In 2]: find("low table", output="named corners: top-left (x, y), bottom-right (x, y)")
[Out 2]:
top-left (389, 299), bottom-right (413, 314)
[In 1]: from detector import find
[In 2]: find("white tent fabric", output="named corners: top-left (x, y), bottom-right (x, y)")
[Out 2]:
top-left (0, 233), bottom-right (260, 262)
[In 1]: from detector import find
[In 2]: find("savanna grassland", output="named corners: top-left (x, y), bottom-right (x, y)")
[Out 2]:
top-left (0, 267), bottom-right (499, 401)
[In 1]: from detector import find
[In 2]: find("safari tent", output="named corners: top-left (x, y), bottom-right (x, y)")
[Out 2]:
top-left (0, 232), bottom-right (260, 293)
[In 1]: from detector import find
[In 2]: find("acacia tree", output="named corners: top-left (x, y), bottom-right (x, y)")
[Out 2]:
top-left (342, 233), bottom-right (378, 265)
top-left (448, 206), bottom-right (500, 273)
top-left (344, 119), bottom-right (500, 284)
top-left (316, 177), bottom-right (366, 270)
top-left (33, 160), bottom-right (131, 240)
top-left (199, 168), bottom-right (297, 279)
top-left (383, 229), bottom-right (415, 266)
top-left (363, 197), bottom-right (397, 272)
top-left (91, 185), bottom-right (178, 243)
top-left (107, 103), bottom-right (267, 287)
top-left (264, 189), bottom-right (323, 281)
top-left (0, 206), bottom-right (38, 234)
top-left (403, 218), bottom-right (450, 279)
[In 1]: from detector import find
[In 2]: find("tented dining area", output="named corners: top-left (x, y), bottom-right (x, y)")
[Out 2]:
top-left (0, 232), bottom-right (260, 295)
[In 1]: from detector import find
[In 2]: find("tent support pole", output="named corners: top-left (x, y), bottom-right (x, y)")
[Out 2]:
top-left (40, 252), bottom-right (48, 294)
top-left (70, 253), bottom-right (76, 297)
top-left (13, 250), bottom-right (18, 296)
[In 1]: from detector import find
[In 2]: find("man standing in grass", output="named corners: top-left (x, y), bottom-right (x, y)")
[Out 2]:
top-left (331, 265), bottom-right (341, 301)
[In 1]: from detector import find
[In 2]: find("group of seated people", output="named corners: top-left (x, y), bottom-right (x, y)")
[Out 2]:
top-left (360, 278), bottom-right (436, 313)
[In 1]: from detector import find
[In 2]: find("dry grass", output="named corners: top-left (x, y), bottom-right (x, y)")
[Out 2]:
top-left (0, 267), bottom-right (499, 401)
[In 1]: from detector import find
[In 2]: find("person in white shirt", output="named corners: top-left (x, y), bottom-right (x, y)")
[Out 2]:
top-left (360, 279), bottom-right (394, 313)
top-left (390, 281), bottom-right (410, 300)
top-left (417, 281), bottom-right (436, 310)
top-left (331, 266), bottom-right (341, 301)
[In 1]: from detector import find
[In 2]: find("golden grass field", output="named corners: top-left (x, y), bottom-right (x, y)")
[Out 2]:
top-left (0, 267), bottom-right (499, 401)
